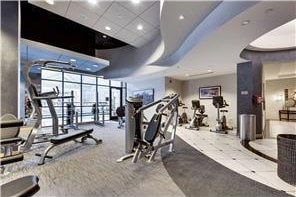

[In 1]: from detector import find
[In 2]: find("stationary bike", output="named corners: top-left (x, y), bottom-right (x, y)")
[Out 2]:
top-left (210, 96), bottom-right (233, 134)
top-left (178, 102), bottom-right (188, 126)
top-left (196, 105), bottom-right (209, 127)
top-left (186, 100), bottom-right (200, 130)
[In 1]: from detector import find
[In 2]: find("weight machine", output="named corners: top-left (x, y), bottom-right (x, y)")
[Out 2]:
top-left (22, 60), bottom-right (78, 151)
top-left (117, 94), bottom-right (179, 163)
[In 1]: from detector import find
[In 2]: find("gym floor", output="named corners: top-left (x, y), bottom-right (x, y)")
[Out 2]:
top-left (1, 123), bottom-right (295, 197)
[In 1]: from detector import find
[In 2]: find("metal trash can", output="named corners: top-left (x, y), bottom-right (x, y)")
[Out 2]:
top-left (239, 114), bottom-right (256, 141)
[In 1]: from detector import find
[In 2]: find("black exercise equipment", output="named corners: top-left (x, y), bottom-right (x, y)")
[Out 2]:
top-left (210, 96), bottom-right (233, 134)
top-left (178, 102), bottom-right (188, 126)
top-left (196, 105), bottom-right (209, 127)
top-left (116, 106), bottom-right (125, 129)
top-left (36, 129), bottom-right (102, 165)
top-left (186, 100), bottom-right (200, 130)
top-left (117, 94), bottom-right (179, 163)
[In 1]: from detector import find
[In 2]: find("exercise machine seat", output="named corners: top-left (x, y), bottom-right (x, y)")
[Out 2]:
top-left (1, 176), bottom-right (40, 197)
top-left (0, 114), bottom-right (23, 139)
top-left (144, 114), bottom-right (162, 144)
top-left (0, 153), bottom-right (24, 165)
top-left (50, 129), bottom-right (93, 145)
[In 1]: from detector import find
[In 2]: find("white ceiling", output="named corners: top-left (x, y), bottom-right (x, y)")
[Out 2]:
top-left (162, 1), bottom-right (296, 80)
top-left (264, 62), bottom-right (296, 81)
top-left (249, 19), bottom-right (296, 51)
top-left (28, 0), bottom-right (160, 48)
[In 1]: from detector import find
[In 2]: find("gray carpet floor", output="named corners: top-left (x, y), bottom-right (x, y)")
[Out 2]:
top-left (161, 136), bottom-right (292, 197)
top-left (1, 123), bottom-right (184, 197)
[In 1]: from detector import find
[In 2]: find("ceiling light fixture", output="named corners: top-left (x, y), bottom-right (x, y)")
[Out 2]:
top-left (131, 0), bottom-right (140, 4)
top-left (137, 24), bottom-right (143, 30)
top-left (86, 68), bottom-right (91, 71)
top-left (179, 14), bottom-right (185, 20)
top-left (70, 59), bottom-right (76, 62)
top-left (105, 26), bottom-right (111, 31)
top-left (93, 65), bottom-right (99, 67)
top-left (241, 20), bottom-right (250, 26)
top-left (45, 0), bottom-right (54, 5)
top-left (102, 35), bottom-right (107, 38)
top-left (207, 69), bottom-right (212, 72)
top-left (80, 14), bottom-right (88, 20)
top-left (87, 0), bottom-right (97, 5)
top-left (185, 73), bottom-right (189, 77)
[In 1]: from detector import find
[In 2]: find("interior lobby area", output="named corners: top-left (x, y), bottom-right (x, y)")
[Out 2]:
top-left (0, 1), bottom-right (295, 197)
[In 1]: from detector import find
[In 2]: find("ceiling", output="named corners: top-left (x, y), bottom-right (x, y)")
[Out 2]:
top-left (21, 39), bottom-right (109, 73)
top-left (249, 19), bottom-right (296, 51)
top-left (264, 62), bottom-right (296, 81)
top-left (28, 0), bottom-right (160, 48)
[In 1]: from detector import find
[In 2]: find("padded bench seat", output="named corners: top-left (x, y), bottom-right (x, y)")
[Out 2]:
top-left (1, 175), bottom-right (40, 197)
top-left (50, 129), bottom-right (93, 144)
top-left (37, 129), bottom-right (102, 165)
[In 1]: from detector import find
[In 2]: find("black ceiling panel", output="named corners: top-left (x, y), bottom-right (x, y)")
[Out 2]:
top-left (21, 1), bottom-right (127, 57)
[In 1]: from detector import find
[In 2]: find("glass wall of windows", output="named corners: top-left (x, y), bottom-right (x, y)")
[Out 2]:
top-left (41, 69), bottom-right (126, 127)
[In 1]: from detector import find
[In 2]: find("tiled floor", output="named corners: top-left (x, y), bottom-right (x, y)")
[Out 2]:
top-left (249, 139), bottom-right (277, 160)
top-left (176, 126), bottom-right (296, 196)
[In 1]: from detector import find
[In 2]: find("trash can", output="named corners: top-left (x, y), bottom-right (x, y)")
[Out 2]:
top-left (239, 114), bottom-right (256, 141)
top-left (277, 134), bottom-right (296, 185)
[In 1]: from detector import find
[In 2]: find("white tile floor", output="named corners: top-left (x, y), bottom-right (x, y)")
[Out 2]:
top-left (249, 139), bottom-right (277, 159)
top-left (176, 126), bottom-right (296, 196)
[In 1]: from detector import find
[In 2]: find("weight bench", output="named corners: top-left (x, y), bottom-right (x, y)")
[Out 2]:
top-left (37, 129), bottom-right (102, 165)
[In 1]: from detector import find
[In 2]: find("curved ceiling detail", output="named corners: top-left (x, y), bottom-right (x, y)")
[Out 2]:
top-left (163, 1), bottom-right (296, 80)
top-left (248, 19), bottom-right (296, 51)
top-left (158, 1), bottom-right (221, 60)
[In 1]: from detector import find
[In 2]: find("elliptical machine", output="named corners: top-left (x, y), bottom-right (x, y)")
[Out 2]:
top-left (186, 100), bottom-right (200, 130)
top-left (210, 96), bottom-right (233, 134)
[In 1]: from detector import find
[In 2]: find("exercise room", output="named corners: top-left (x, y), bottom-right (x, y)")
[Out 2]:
top-left (1, 1), bottom-right (295, 197)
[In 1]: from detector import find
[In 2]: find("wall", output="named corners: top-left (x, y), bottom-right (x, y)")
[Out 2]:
top-left (0, 1), bottom-right (19, 116)
top-left (237, 61), bottom-right (263, 135)
top-left (165, 77), bottom-right (183, 99)
top-left (182, 74), bottom-right (237, 127)
top-left (265, 78), bottom-right (296, 120)
top-left (127, 77), bottom-right (165, 119)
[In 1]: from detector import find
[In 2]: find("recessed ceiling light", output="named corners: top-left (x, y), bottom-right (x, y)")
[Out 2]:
top-left (86, 68), bottom-right (91, 71)
top-left (137, 24), bottom-right (143, 30)
top-left (93, 65), bottom-right (99, 67)
top-left (87, 0), bottom-right (97, 5)
top-left (102, 35), bottom-right (107, 38)
top-left (45, 0), bottom-right (54, 5)
top-left (80, 14), bottom-right (88, 20)
top-left (70, 59), bottom-right (76, 62)
top-left (105, 26), bottom-right (111, 31)
top-left (207, 69), bottom-right (212, 72)
top-left (185, 73), bottom-right (189, 77)
top-left (131, 0), bottom-right (140, 4)
top-left (241, 20), bottom-right (250, 26)
top-left (179, 14), bottom-right (185, 20)
top-left (265, 8), bottom-right (273, 14)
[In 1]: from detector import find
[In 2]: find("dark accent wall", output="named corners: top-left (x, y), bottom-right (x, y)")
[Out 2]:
top-left (237, 61), bottom-right (263, 135)
top-left (1, 1), bottom-right (19, 116)
top-left (21, 2), bottom-right (127, 57)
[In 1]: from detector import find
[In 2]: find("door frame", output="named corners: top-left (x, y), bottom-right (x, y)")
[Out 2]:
top-left (110, 87), bottom-right (122, 120)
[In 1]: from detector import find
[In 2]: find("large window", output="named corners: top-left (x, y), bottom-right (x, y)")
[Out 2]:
top-left (41, 69), bottom-right (126, 127)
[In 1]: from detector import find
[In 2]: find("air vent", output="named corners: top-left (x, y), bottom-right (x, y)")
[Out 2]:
top-left (187, 71), bottom-right (214, 77)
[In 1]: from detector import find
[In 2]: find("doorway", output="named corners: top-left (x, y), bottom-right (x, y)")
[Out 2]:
top-left (110, 87), bottom-right (122, 120)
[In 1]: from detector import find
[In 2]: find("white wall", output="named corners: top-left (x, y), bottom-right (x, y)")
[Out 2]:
top-left (182, 74), bottom-right (237, 127)
top-left (165, 77), bottom-right (183, 99)
top-left (265, 78), bottom-right (296, 120)
top-left (127, 77), bottom-right (165, 119)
